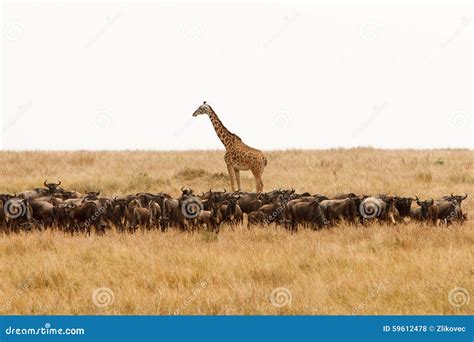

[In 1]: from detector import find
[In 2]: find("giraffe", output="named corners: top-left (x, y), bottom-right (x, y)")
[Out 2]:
top-left (192, 101), bottom-right (267, 193)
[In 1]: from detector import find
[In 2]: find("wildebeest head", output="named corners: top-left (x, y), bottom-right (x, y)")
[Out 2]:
top-left (257, 192), bottom-right (272, 205)
top-left (0, 193), bottom-right (15, 203)
top-left (223, 197), bottom-right (239, 220)
top-left (44, 179), bottom-right (61, 193)
top-left (180, 187), bottom-right (194, 197)
top-left (202, 188), bottom-right (226, 203)
top-left (85, 191), bottom-right (100, 200)
top-left (393, 197), bottom-right (414, 217)
top-left (442, 193), bottom-right (468, 204)
top-left (416, 197), bottom-right (435, 218)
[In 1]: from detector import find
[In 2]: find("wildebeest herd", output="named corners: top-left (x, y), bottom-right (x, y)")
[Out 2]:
top-left (0, 180), bottom-right (468, 235)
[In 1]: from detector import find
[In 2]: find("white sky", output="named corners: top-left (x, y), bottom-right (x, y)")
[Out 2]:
top-left (1, 1), bottom-right (472, 150)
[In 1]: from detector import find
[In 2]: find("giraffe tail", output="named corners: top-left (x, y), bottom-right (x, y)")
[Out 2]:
top-left (263, 156), bottom-right (268, 167)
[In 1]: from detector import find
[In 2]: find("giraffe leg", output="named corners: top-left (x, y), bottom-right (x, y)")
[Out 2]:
top-left (234, 168), bottom-right (241, 191)
top-left (251, 169), bottom-right (264, 193)
top-left (226, 163), bottom-right (237, 191)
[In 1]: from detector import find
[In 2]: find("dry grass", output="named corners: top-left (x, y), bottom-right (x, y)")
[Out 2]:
top-left (0, 149), bottom-right (473, 315)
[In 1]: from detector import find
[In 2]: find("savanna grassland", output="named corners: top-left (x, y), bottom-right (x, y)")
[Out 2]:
top-left (0, 149), bottom-right (473, 315)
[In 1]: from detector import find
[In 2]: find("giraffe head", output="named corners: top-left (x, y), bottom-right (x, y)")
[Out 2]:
top-left (192, 101), bottom-right (212, 117)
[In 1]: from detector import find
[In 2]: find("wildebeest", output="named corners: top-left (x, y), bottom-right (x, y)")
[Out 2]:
top-left (28, 199), bottom-right (56, 229)
top-left (394, 197), bottom-right (415, 218)
top-left (237, 193), bottom-right (264, 213)
top-left (319, 197), bottom-right (362, 224)
top-left (218, 197), bottom-right (243, 225)
top-left (3, 198), bottom-right (34, 233)
top-left (286, 201), bottom-right (328, 231)
top-left (65, 201), bottom-right (104, 235)
top-left (194, 202), bottom-right (222, 232)
top-left (0, 182), bottom-right (468, 234)
top-left (411, 198), bottom-right (439, 225)
top-left (359, 196), bottom-right (399, 224)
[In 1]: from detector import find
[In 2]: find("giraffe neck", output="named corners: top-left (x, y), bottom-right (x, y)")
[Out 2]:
top-left (208, 109), bottom-right (239, 149)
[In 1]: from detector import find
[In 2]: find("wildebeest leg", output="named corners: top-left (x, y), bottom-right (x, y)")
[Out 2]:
top-left (234, 168), bottom-right (241, 191)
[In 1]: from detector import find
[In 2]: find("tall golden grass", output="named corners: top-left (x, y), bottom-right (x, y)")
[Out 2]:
top-left (0, 149), bottom-right (472, 315)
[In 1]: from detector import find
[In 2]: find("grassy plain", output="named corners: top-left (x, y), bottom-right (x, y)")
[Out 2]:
top-left (0, 149), bottom-right (472, 314)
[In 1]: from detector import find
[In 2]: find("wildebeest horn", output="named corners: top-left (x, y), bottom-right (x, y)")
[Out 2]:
top-left (181, 187), bottom-right (185, 192)
top-left (223, 188), bottom-right (226, 193)
top-left (463, 193), bottom-right (468, 200)
top-left (57, 180), bottom-right (61, 186)
top-left (44, 180), bottom-right (48, 187)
